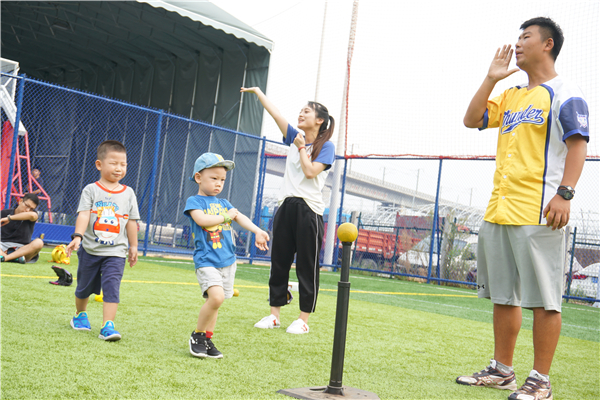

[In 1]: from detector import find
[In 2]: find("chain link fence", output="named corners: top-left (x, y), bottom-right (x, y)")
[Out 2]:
top-left (327, 158), bottom-right (600, 306)
top-left (2, 74), bottom-right (598, 305)
top-left (1, 74), bottom-right (263, 260)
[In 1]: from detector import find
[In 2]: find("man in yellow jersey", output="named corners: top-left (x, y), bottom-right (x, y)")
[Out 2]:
top-left (455, 17), bottom-right (589, 400)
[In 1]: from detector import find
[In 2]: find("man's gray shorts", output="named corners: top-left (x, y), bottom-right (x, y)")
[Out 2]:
top-left (195, 263), bottom-right (237, 299)
top-left (477, 221), bottom-right (565, 312)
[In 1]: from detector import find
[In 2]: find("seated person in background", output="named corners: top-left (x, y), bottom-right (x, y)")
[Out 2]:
top-left (0, 193), bottom-right (44, 263)
top-left (31, 168), bottom-right (44, 195)
top-left (30, 168), bottom-right (49, 222)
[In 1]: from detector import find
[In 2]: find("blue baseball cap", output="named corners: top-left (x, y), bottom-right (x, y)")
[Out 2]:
top-left (190, 152), bottom-right (235, 181)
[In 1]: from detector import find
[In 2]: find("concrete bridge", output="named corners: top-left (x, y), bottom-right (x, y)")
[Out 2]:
top-left (264, 143), bottom-right (480, 214)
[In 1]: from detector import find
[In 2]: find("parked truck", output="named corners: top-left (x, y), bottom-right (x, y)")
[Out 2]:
top-left (351, 229), bottom-right (420, 269)
top-left (324, 212), bottom-right (432, 270)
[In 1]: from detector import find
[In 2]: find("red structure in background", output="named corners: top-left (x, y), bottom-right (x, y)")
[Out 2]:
top-left (1, 121), bottom-right (52, 221)
top-left (354, 230), bottom-right (420, 264)
top-left (333, 214), bottom-right (471, 270)
top-left (325, 215), bottom-right (428, 269)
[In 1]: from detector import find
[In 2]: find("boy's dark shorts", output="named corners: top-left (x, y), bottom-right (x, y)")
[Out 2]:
top-left (75, 247), bottom-right (126, 303)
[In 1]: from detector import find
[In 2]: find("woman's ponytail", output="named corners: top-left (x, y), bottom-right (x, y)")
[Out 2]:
top-left (308, 102), bottom-right (334, 161)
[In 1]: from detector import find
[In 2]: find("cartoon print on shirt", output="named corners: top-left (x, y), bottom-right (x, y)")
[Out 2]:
top-left (93, 207), bottom-right (120, 245)
top-left (203, 225), bottom-right (224, 249)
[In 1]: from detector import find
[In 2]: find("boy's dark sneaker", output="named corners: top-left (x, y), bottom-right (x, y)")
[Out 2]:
top-left (205, 337), bottom-right (223, 359)
top-left (508, 377), bottom-right (552, 400)
top-left (189, 331), bottom-right (208, 358)
top-left (98, 321), bottom-right (121, 341)
top-left (456, 361), bottom-right (517, 390)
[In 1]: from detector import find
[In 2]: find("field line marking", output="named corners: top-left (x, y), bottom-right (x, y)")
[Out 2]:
top-left (0, 273), bottom-right (270, 288)
top-left (34, 253), bottom-right (600, 309)
top-left (50, 257), bottom-right (597, 305)
top-left (4, 273), bottom-right (596, 315)
top-left (346, 289), bottom-right (477, 298)
top-left (2, 273), bottom-right (472, 296)
top-left (2, 274), bottom-right (58, 279)
top-left (3, 273), bottom-right (597, 332)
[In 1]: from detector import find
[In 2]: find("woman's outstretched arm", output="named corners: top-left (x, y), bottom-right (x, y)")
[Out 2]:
top-left (241, 87), bottom-right (289, 137)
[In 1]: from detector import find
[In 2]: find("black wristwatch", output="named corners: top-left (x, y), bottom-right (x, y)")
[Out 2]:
top-left (557, 185), bottom-right (575, 200)
top-left (71, 233), bottom-right (84, 241)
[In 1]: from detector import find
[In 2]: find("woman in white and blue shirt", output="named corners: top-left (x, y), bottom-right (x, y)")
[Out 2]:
top-left (241, 87), bottom-right (335, 334)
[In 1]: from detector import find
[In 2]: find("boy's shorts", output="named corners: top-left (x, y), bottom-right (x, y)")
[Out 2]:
top-left (195, 262), bottom-right (237, 299)
top-left (75, 247), bottom-right (126, 303)
top-left (477, 221), bottom-right (565, 312)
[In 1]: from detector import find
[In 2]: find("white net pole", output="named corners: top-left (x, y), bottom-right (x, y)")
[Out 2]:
top-left (324, 0), bottom-right (359, 266)
top-left (314, 1), bottom-right (328, 102)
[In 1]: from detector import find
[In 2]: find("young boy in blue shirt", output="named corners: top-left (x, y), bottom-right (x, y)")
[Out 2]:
top-left (185, 152), bottom-right (269, 358)
top-left (66, 140), bottom-right (140, 341)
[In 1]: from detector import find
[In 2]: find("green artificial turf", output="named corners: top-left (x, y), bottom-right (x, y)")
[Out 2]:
top-left (1, 250), bottom-right (598, 399)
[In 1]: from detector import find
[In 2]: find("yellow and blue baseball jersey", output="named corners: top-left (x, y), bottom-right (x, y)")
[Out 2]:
top-left (481, 76), bottom-right (589, 225)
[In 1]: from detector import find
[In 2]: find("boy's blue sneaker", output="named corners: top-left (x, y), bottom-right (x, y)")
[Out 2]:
top-left (70, 312), bottom-right (91, 331)
top-left (98, 321), bottom-right (121, 341)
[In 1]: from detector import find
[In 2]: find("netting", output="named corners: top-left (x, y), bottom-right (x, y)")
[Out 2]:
top-left (344, 0), bottom-right (599, 159)
top-left (1, 3), bottom-right (597, 301)
top-left (1, 72), bottom-right (596, 301)
top-left (1, 74), bottom-right (263, 258)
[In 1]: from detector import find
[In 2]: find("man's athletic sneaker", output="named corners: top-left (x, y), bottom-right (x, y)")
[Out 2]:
top-left (98, 321), bottom-right (121, 341)
top-left (4, 248), bottom-right (26, 264)
top-left (70, 312), bottom-right (91, 331)
top-left (456, 362), bottom-right (517, 390)
top-left (8, 255), bottom-right (26, 264)
top-left (286, 319), bottom-right (309, 334)
top-left (254, 314), bottom-right (280, 329)
top-left (508, 377), bottom-right (552, 400)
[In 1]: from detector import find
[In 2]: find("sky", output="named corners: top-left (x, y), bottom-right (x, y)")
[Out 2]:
top-left (211, 0), bottom-right (598, 216)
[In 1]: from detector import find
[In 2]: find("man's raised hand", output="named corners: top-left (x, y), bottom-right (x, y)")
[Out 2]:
top-left (488, 45), bottom-right (520, 82)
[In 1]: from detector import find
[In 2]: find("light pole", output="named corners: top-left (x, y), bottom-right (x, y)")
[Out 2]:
top-left (411, 168), bottom-right (422, 209)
